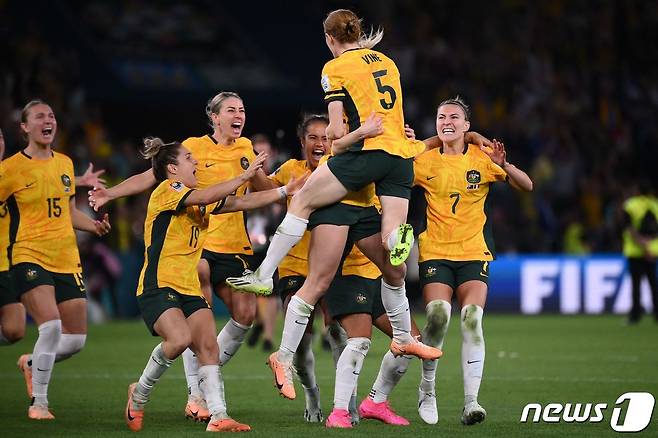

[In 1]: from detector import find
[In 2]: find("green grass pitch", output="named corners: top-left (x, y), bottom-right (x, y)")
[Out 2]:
top-left (0, 315), bottom-right (656, 437)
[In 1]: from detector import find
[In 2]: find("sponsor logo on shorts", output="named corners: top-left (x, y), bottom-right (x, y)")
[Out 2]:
top-left (425, 266), bottom-right (437, 278)
top-left (356, 293), bottom-right (367, 304)
top-left (520, 392), bottom-right (655, 432)
top-left (26, 269), bottom-right (38, 281)
top-left (167, 292), bottom-right (178, 302)
top-left (240, 157), bottom-right (250, 170)
top-left (287, 278), bottom-right (298, 288)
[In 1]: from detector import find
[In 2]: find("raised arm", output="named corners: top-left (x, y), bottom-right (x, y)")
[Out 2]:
top-left (89, 168), bottom-right (157, 211)
top-left (484, 139), bottom-right (533, 192)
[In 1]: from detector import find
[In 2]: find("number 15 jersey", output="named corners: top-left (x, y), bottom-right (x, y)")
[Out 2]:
top-left (0, 151), bottom-right (80, 273)
top-left (413, 145), bottom-right (507, 262)
top-left (321, 48), bottom-right (424, 159)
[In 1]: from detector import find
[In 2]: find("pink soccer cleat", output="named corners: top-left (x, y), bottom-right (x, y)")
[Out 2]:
top-left (358, 398), bottom-right (410, 426)
top-left (325, 409), bottom-right (353, 428)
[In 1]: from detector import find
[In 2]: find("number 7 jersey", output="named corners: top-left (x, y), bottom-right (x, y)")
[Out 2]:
top-left (321, 48), bottom-right (424, 159)
top-left (413, 145), bottom-right (507, 262)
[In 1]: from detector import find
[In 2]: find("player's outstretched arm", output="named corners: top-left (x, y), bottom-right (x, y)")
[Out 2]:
top-left (483, 139), bottom-right (533, 192)
top-left (89, 168), bottom-right (157, 211)
top-left (70, 197), bottom-right (111, 236)
top-left (217, 172), bottom-right (308, 214)
top-left (184, 152), bottom-right (267, 206)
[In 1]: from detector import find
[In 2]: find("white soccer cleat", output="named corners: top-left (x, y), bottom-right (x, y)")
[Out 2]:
top-left (461, 401), bottom-right (486, 425)
top-left (418, 390), bottom-right (438, 424)
top-left (226, 269), bottom-right (273, 295)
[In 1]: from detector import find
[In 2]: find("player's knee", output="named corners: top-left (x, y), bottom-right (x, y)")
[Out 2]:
top-left (383, 262), bottom-right (406, 285)
top-left (232, 307), bottom-right (256, 326)
top-left (460, 304), bottom-right (484, 343)
top-left (3, 324), bottom-right (25, 343)
top-left (169, 331), bottom-right (193, 356)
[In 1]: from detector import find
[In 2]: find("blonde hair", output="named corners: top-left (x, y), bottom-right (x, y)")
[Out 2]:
top-left (141, 137), bottom-right (181, 181)
top-left (324, 9), bottom-right (384, 49)
top-left (205, 91), bottom-right (242, 128)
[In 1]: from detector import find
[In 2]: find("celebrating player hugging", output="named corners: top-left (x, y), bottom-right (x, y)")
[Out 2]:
top-left (1, 7), bottom-right (534, 434)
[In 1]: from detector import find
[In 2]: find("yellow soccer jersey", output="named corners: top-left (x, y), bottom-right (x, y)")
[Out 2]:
top-left (318, 155), bottom-right (376, 208)
top-left (0, 151), bottom-right (80, 273)
top-left (270, 159), bottom-right (312, 277)
top-left (321, 48), bottom-right (425, 159)
top-left (414, 144), bottom-right (508, 262)
top-left (183, 135), bottom-right (256, 255)
top-left (137, 179), bottom-right (221, 297)
top-left (342, 245), bottom-right (381, 279)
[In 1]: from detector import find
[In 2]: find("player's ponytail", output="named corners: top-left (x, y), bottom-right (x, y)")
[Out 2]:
top-left (325, 9), bottom-right (376, 46)
top-left (141, 137), bottom-right (181, 182)
top-left (358, 26), bottom-right (384, 49)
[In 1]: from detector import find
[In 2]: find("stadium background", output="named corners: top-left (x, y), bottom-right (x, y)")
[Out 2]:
top-left (1, 1), bottom-right (657, 436)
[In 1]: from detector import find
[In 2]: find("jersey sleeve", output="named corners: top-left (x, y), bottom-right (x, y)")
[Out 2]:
top-left (155, 181), bottom-right (194, 214)
top-left (485, 159), bottom-right (508, 183)
top-left (413, 155), bottom-right (429, 189)
top-left (270, 160), bottom-right (291, 187)
top-left (0, 161), bottom-right (19, 202)
top-left (321, 62), bottom-right (346, 103)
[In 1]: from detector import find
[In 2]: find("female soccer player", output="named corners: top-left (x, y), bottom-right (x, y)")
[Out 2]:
top-left (0, 100), bottom-right (111, 420)
top-left (413, 97), bottom-right (532, 425)
top-left (121, 137), bottom-right (303, 432)
top-left (88, 92), bottom-right (273, 419)
top-left (228, 8), bottom-right (445, 367)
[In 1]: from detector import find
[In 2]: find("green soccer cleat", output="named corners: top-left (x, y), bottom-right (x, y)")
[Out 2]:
top-left (226, 270), bottom-right (274, 295)
top-left (389, 224), bottom-right (414, 266)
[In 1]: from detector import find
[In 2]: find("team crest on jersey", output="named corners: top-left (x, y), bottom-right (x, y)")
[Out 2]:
top-left (356, 293), bottom-right (367, 304)
top-left (240, 157), bottom-right (250, 170)
top-left (26, 269), bottom-right (38, 281)
top-left (466, 169), bottom-right (481, 190)
top-left (425, 266), bottom-right (437, 278)
top-left (321, 74), bottom-right (330, 92)
top-left (61, 174), bottom-right (72, 192)
top-left (170, 181), bottom-right (184, 192)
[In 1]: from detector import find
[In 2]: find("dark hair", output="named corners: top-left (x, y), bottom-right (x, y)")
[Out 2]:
top-left (297, 114), bottom-right (329, 140)
top-left (205, 91), bottom-right (243, 128)
top-left (141, 137), bottom-right (182, 182)
top-left (438, 96), bottom-right (471, 121)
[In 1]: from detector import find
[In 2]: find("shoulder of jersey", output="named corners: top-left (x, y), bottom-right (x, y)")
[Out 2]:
top-left (414, 148), bottom-right (435, 163)
top-left (468, 144), bottom-right (491, 161)
top-left (235, 137), bottom-right (253, 149)
top-left (53, 151), bottom-right (73, 165)
top-left (182, 135), bottom-right (211, 149)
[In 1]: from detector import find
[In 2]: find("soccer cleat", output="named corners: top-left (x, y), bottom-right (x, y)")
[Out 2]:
top-left (226, 270), bottom-right (273, 296)
top-left (125, 383), bottom-right (145, 432)
top-left (303, 386), bottom-right (323, 422)
top-left (359, 398), bottom-right (410, 426)
top-left (206, 417), bottom-right (251, 432)
top-left (28, 405), bottom-right (55, 420)
top-left (325, 409), bottom-right (353, 428)
top-left (461, 401), bottom-right (487, 425)
top-left (390, 339), bottom-right (442, 360)
top-left (418, 390), bottom-right (438, 424)
top-left (389, 224), bottom-right (414, 266)
top-left (267, 352), bottom-right (296, 400)
top-left (17, 354), bottom-right (33, 398)
top-left (185, 396), bottom-right (210, 422)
